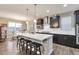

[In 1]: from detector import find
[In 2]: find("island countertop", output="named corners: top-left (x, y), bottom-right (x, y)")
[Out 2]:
top-left (16, 32), bottom-right (53, 42)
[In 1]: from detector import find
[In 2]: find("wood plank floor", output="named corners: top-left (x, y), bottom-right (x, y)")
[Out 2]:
top-left (0, 40), bottom-right (18, 55)
top-left (53, 44), bottom-right (79, 55)
top-left (0, 39), bottom-right (79, 55)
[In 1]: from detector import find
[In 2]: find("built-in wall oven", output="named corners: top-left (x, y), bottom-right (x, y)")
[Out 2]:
top-left (76, 24), bottom-right (79, 44)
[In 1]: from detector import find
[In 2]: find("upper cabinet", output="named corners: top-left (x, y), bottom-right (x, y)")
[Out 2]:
top-left (50, 15), bottom-right (60, 28)
top-left (37, 18), bottom-right (44, 29)
top-left (74, 10), bottom-right (79, 24)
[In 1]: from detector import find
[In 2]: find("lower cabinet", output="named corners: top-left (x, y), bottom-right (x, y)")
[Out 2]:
top-left (53, 34), bottom-right (77, 48)
top-left (37, 32), bottom-right (79, 48)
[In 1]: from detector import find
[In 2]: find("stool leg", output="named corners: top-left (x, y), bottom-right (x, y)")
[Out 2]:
top-left (39, 46), bottom-right (41, 55)
top-left (34, 46), bottom-right (37, 55)
top-left (26, 42), bottom-right (28, 53)
top-left (18, 40), bottom-right (20, 50)
top-left (29, 43), bottom-right (32, 55)
top-left (19, 40), bottom-right (22, 52)
top-left (20, 40), bottom-right (23, 52)
top-left (29, 45), bottom-right (32, 55)
top-left (22, 40), bottom-right (24, 51)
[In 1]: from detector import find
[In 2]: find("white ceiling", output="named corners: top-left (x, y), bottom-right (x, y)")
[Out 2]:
top-left (0, 4), bottom-right (79, 21)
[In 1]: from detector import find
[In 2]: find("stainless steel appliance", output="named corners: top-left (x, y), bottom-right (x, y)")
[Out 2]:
top-left (76, 24), bottom-right (79, 44)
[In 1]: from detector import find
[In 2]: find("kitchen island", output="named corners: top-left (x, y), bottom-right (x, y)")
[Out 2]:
top-left (16, 32), bottom-right (53, 55)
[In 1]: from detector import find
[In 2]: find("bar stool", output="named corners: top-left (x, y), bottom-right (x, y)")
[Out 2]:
top-left (24, 38), bottom-right (37, 55)
top-left (32, 42), bottom-right (42, 55)
top-left (17, 36), bottom-right (21, 49)
top-left (18, 37), bottom-right (42, 55)
top-left (29, 42), bottom-right (36, 55)
top-left (23, 38), bottom-right (32, 54)
top-left (19, 37), bottom-right (25, 52)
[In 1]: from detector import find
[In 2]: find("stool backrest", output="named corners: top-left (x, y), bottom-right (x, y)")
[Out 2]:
top-left (17, 36), bottom-right (21, 40)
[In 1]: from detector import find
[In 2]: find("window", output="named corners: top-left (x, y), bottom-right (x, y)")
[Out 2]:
top-left (15, 23), bottom-right (22, 28)
top-left (8, 22), bottom-right (22, 28)
top-left (8, 22), bottom-right (22, 33)
top-left (8, 22), bottom-right (15, 27)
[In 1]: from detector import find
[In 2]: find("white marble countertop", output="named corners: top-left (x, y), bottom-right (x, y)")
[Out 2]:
top-left (37, 28), bottom-right (75, 36)
top-left (16, 32), bottom-right (53, 41)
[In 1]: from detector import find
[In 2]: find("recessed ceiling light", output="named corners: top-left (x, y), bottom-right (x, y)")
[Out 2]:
top-left (46, 10), bottom-right (50, 13)
top-left (64, 4), bottom-right (68, 7)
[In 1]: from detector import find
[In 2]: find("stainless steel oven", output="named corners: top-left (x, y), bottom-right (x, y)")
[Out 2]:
top-left (76, 24), bottom-right (79, 44)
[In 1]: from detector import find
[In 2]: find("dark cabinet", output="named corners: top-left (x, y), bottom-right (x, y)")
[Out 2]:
top-left (74, 10), bottom-right (79, 48)
top-left (37, 18), bottom-right (43, 25)
top-left (53, 34), bottom-right (76, 48)
top-left (37, 18), bottom-right (44, 29)
top-left (64, 36), bottom-right (75, 46)
top-left (54, 35), bottom-right (63, 44)
top-left (74, 10), bottom-right (79, 24)
top-left (50, 15), bottom-right (60, 28)
top-left (53, 34), bottom-right (58, 43)
top-left (37, 32), bottom-right (79, 48)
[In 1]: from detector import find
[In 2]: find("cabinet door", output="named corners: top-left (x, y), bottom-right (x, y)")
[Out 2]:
top-left (53, 35), bottom-right (58, 43)
top-left (56, 35), bottom-right (64, 44)
top-left (63, 35), bottom-right (68, 45)
top-left (76, 15), bottom-right (79, 24)
top-left (64, 36), bottom-right (73, 46)
top-left (74, 10), bottom-right (79, 24)
top-left (50, 16), bottom-right (60, 28)
top-left (53, 34), bottom-right (64, 44)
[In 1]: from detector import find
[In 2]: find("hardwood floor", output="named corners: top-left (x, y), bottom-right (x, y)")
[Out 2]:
top-left (0, 39), bottom-right (79, 55)
top-left (53, 44), bottom-right (79, 55)
top-left (0, 39), bottom-right (19, 55)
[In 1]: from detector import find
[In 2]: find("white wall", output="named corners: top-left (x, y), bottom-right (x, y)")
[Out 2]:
top-left (60, 12), bottom-right (75, 30)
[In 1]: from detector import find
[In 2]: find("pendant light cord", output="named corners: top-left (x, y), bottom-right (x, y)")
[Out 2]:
top-left (26, 8), bottom-right (29, 16)
top-left (34, 4), bottom-right (37, 18)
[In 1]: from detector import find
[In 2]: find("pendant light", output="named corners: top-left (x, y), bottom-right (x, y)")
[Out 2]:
top-left (26, 8), bottom-right (29, 24)
top-left (26, 8), bottom-right (29, 20)
top-left (33, 4), bottom-right (37, 23)
top-left (26, 8), bottom-right (29, 32)
top-left (33, 4), bottom-right (37, 33)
